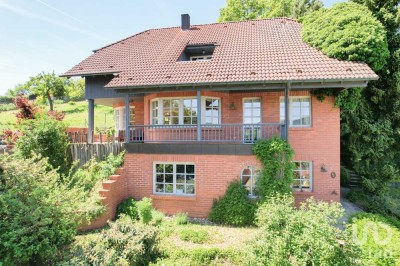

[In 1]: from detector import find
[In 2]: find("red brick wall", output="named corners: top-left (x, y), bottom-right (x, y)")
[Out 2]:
top-left (119, 90), bottom-right (340, 217)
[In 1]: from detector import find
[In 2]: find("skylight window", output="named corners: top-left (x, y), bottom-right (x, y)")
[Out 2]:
top-left (178, 44), bottom-right (215, 62)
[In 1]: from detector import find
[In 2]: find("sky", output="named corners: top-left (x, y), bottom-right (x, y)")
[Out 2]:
top-left (0, 0), bottom-right (342, 96)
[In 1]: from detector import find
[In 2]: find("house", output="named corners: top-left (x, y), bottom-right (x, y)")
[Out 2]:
top-left (62, 15), bottom-right (377, 217)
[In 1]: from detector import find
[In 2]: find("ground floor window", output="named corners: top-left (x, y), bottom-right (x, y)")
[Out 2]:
top-left (292, 161), bottom-right (312, 191)
top-left (154, 163), bottom-right (195, 195)
top-left (241, 166), bottom-right (260, 197)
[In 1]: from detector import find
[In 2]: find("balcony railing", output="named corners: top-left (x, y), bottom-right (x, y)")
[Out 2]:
top-left (125, 123), bottom-right (285, 144)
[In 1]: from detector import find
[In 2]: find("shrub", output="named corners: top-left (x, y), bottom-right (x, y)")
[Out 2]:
top-left (116, 197), bottom-right (139, 220)
top-left (209, 180), bottom-right (256, 226)
top-left (347, 212), bottom-right (400, 265)
top-left (137, 197), bottom-right (153, 224)
top-left (301, 2), bottom-right (389, 72)
top-left (0, 103), bottom-right (15, 111)
top-left (248, 193), bottom-right (362, 265)
top-left (179, 228), bottom-right (210, 244)
top-left (0, 155), bottom-right (87, 265)
top-left (152, 210), bottom-right (165, 226)
top-left (173, 212), bottom-right (189, 225)
top-left (16, 114), bottom-right (69, 173)
top-left (65, 216), bottom-right (159, 265)
top-left (253, 138), bottom-right (294, 199)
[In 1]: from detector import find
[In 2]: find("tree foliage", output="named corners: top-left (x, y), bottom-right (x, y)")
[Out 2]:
top-left (248, 194), bottom-right (362, 265)
top-left (301, 2), bottom-right (389, 72)
top-left (218, 0), bottom-right (323, 22)
top-left (65, 78), bottom-right (85, 102)
top-left (253, 138), bottom-right (294, 199)
top-left (26, 72), bottom-right (69, 111)
top-left (0, 156), bottom-right (86, 265)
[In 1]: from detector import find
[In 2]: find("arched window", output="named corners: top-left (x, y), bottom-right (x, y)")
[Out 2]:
top-left (241, 166), bottom-right (260, 197)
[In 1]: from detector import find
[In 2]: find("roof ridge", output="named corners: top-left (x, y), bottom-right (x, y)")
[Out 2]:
top-left (93, 17), bottom-right (299, 52)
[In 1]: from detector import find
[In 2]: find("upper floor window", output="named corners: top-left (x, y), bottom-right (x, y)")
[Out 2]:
top-left (292, 161), bottom-right (312, 191)
top-left (178, 44), bottom-right (215, 62)
top-left (151, 97), bottom-right (220, 125)
top-left (280, 97), bottom-right (311, 127)
top-left (114, 106), bottom-right (135, 131)
top-left (241, 166), bottom-right (260, 197)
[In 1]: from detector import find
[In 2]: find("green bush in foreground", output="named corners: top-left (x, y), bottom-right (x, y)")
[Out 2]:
top-left (348, 212), bottom-right (400, 265)
top-left (248, 194), bottom-right (362, 265)
top-left (0, 156), bottom-right (86, 265)
top-left (173, 212), bottom-right (188, 225)
top-left (116, 197), bottom-right (139, 220)
top-left (179, 228), bottom-right (210, 244)
top-left (137, 197), bottom-right (153, 224)
top-left (209, 180), bottom-right (256, 226)
top-left (64, 216), bottom-right (159, 265)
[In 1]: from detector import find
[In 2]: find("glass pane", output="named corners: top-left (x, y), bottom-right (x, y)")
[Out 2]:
top-left (156, 164), bottom-right (164, 173)
top-left (244, 109), bottom-right (252, 116)
top-left (165, 164), bottom-right (173, 173)
top-left (156, 174), bottom-right (164, 183)
top-left (176, 174), bottom-right (185, 183)
top-left (292, 180), bottom-right (300, 188)
top-left (186, 165), bottom-right (195, 174)
top-left (212, 118), bottom-right (219, 124)
top-left (253, 100), bottom-right (261, 108)
top-left (163, 100), bottom-right (170, 108)
top-left (172, 117), bottom-right (179, 124)
top-left (293, 171), bottom-right (300, 178)
top-left (301, 179), bottom-right (310, 188)
top-left (165, 184), bottom-right (173, 193)
top-left (177, 164), bottom-right (185, 173)
top-left (301, 162), bottom-right (310, 169)
top-left (183, 117), bottom-right (191, 124)
top-left (192, 117), bottom-right (198, 124)
top-left (186, 185), bottom-right (195, 194)
top-left (186, 175), bottom-right (195, 184)
top-left (156, 184), bottom-right (164, 193)
top-left (165, 174), bottom-right (173, 183)
top-left (176, 185), bottom-right (185, 194)
top-left (244, 117), bottom-right (252, 124)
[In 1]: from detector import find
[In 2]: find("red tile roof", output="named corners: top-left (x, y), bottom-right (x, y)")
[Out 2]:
top-left (62, 18), bottom-right (378, 88)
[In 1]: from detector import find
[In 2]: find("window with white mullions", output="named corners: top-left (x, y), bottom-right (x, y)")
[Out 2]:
top-left (114, 106), bottom-right (135, 131)
top-left (241, 166), bottom-right (260, 197)
top-left (183, 99), bottom-right (197, 125)
top-left (205, 98), bottom-right (220, 124)
top-left (280, 97), bottom-right (311, 127)
top-left (292, 161), bottom-right (312, 191)
top-left (151, 101), bottom-right (159, 125)
top-left (154, 163), bottom-right (195, 195)
top-left (163, 99), bottom-right (180, 125)
top-left (243, 98), bottom-right (261, 143)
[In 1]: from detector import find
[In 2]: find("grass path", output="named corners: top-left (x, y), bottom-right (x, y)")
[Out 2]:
top-left (0, 101), bottom-right (114, 130)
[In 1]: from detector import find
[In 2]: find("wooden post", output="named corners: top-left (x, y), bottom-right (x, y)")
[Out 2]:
top-left (88, 99), bottom-right (95, 143)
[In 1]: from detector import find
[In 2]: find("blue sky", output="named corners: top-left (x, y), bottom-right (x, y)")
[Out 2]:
top-left (0, 0), bottom-right (342, 95)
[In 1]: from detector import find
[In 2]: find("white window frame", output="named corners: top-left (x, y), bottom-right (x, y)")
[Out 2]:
top-left (153, 162), bottom-right (196, 196)
top-left (190, 55), bottom-right (212, 61)
top-left (292, 161), bottom-right (313, 192)
top-left (150, 97), bottom-right (221, 125)
top-left (114, 106), bottom-right (135, 131)
top-left (240, 166), bottom-right (260, 198)
top-left (280, 96), bottom-right (312, 127)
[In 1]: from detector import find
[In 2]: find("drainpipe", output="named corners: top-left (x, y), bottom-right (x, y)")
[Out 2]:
top-left (284, 83), bottom-right (291, 141)
top-left (197, 89), bottom-right (202, 141)
top-left (125, 94), bottom-right (130, 143)
top-left (88, 99), bottom-right (94, 144)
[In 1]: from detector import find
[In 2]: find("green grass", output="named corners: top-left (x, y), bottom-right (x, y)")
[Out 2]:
top-left (0, 101), bottom-right (114, 130)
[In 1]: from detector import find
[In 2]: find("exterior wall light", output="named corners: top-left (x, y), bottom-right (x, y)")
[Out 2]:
top-left (321, 163), bottom-right (328, 173)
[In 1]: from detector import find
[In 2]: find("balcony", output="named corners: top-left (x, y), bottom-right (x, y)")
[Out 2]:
top-left (125, 123), bottom-right (285, 144)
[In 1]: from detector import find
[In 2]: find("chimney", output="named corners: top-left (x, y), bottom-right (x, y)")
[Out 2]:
top-left (181, 14), bottom-right (190, 30)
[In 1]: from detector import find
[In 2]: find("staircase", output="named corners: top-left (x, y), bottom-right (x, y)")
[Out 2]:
top-left (341, 164), bottom-right (362, 189)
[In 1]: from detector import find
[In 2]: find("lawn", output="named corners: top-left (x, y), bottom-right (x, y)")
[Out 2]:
top-left (0, 101), bottom-right (114, 130)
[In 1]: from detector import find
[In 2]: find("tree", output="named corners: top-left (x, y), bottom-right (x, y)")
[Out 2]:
top-left (27, 72), bottom-right (68, 111)
top-left (218, 0), bottom-right (323, 22)
top-left (302, 1), bottom-right (400, 193)
top-left (65, 78), bottom-right (85, 101)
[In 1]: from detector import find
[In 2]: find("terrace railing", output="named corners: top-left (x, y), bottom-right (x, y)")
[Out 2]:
top-left (126, 123), bottom-right (284, 144)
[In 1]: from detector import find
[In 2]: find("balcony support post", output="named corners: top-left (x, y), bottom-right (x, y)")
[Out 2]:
top-left (125, 94), bottom-right (131, 143)
top-left (197, 89), bottom-right (202, 141)
top-left (284, 83), bottom-right (291, 141)
top-left (88, 99), bottom-right (94, 143)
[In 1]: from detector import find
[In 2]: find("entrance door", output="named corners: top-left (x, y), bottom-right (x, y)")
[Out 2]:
top-left (243, 98), bottom-right (261, 143)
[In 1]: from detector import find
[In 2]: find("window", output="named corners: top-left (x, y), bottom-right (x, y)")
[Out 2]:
top-left (151, 97), bottom-right (220, 125)
top-left (154, 163), bottom-right (195, 195)
top-left (292, 161), bottom-right (312, 191)
top-left (280, 97), bottom-right (311, 127)
top-left (204, 98), bottom-right (220, 124)
top-left (178, 44), bottom-right (215, 62)
top-left (114, 106), bottom-right (135, 131)
top-left (243, 98), bottom-right (261, 143)
top-left (241, 166), bottom-right (260, 197)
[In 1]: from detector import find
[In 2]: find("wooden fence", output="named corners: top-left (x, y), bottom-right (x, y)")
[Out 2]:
top-left (69, 143), bottom-right (124, 167)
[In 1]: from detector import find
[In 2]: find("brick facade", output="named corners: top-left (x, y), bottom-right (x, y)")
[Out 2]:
top-left (117, 90), bottom-right (340, 218)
